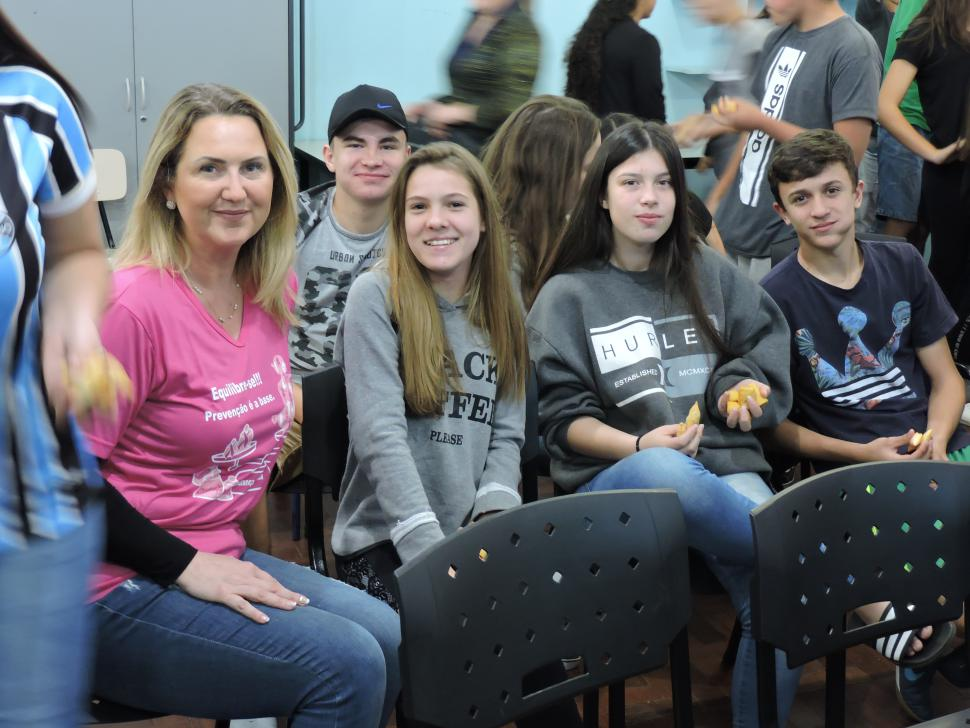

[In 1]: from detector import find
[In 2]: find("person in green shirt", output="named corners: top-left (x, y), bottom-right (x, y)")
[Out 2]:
top-left (875, 0), bottom-right (930, 244)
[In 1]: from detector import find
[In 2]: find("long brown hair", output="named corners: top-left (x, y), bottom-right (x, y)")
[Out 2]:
top-left (905, 0), bottom-right (970, 51)
top-left (113, 83), bottom-right (297, 326)
top-left (387, 142), bottom-right (528, 416)
top-left (481, 95), bottom-right (599, 308)
top-left (535, 121), bottom-right (733, 360)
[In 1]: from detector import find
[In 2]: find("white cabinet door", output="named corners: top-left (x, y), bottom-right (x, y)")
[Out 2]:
top-left (0, 0), bottom-right (139, 242)
top-left (131, 0), bottom-right (290, 166)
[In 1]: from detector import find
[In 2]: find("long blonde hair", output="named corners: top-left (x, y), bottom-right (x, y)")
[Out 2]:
top-left (113, 83), bottom-right (297, 326)
top-left (387, 142), bottom-right (528, 416)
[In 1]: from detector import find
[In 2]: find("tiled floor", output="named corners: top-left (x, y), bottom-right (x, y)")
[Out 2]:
top-left (96, 489), bottom-right (969, 728)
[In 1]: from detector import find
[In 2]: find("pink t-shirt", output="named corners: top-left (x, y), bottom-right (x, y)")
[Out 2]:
top-left (85, 266), bottom-right (294, 601)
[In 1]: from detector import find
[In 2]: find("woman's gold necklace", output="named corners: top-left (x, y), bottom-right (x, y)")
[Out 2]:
top-left (184, 273), bottom-right (241, 324)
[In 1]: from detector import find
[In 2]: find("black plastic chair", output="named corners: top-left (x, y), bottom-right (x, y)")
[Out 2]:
top-left (751, 461), bottom-right (970, 727)
top-left (396, 490), bottom-right (695, 728)
top-left (87, 697), bottom-right (230, 726)
top-left (273, 363), bottom-right (346, 575)
top-left (521, 362), bottom-right (541, 504)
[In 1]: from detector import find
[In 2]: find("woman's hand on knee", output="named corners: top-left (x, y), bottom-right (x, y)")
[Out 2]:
top-left (175, 552), bottom-right (310, 624)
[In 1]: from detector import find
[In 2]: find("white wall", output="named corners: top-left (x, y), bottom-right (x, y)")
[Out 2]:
top-left (295, 0), bottom-right (725, 143)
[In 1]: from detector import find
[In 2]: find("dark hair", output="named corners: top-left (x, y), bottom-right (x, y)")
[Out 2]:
top-left (535, 121), bottom-right (733, 359)
top-left (565, 0), bottom-right (638, 113)
top-left (0, 9), bottom-right (84, 112)
top-left (481, 95), bottom-right (600, 308)
top-left (904, 0), bottom-right (970, 52)
top-left (600, 111), bottom-right (640, 137)
top-left (767, 129), bottom-right (858, 208)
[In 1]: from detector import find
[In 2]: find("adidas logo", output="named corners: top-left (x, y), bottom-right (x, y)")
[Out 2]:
top-left (777, 64), bottom-right (792, 78)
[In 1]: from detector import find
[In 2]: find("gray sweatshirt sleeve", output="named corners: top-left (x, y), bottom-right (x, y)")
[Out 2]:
top-left (338, 273), bottom-right (446, 562)
top-left (703, 254), bottom-right (793, 429)
top-left (527, 280), bottom-right (607, 461)
top-left (471, 391), bottom-right (524, 520)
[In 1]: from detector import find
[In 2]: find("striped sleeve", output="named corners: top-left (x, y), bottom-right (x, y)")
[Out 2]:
top-left (0, 67), bottom-right (95, 217)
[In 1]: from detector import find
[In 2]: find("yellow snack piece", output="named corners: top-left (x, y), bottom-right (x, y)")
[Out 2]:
top-left (70, 353), bottom-right (133, 418)
top-left (908, 429), bottom-right (934, 453)
top-left (727, 400), bottom-right (741, 414)
top-left (677, 401), bottom-right (702, 435)
top-left (736, 382), bottom-right (769, 406)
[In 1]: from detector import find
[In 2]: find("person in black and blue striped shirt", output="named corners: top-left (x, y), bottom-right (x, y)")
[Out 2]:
top-left (0, 10), bottom-right (111, 726)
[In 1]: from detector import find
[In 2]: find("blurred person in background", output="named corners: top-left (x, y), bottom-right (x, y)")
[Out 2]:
top-left (406, 0), bottom-right (540, 155)
top-left (565, 0), bottom-right (665, 122)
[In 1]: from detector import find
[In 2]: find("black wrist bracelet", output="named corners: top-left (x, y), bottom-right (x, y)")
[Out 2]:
top-left (635, 434), bottom-right (643, 452)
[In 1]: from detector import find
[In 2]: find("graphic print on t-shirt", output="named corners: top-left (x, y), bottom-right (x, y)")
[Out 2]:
top-left (738, 46), bottom-right (807, 207)
top-left (590, 314), bottom-right (717, 407)
top-left (795, 301), bottom-right (916, 409)
top-left (192, 358), bottom-right (293, 501)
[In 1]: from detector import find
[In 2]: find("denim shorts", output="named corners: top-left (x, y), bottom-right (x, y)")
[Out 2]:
top-left (877, 124), bottom-right (930, 222)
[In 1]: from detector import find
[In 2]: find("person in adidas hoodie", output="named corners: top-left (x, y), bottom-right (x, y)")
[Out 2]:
top-left (527, 121), bottom-right (801, 727)
top-left (706, 0), bottom-right (881, 280)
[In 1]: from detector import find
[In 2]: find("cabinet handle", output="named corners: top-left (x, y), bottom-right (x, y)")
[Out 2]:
top-left (124, 78), bottom-right (131, 112)
top-left (139, 77), bottom-right (146, 111)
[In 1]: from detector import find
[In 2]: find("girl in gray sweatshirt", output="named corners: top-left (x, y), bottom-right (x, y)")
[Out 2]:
top-left (526, 121), bottom-right (800, 728)
top-left (331, 142), bottom-right (529, 605)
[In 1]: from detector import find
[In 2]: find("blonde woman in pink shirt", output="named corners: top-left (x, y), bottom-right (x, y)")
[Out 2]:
top-left (83, 84), bottom-right (399, 727)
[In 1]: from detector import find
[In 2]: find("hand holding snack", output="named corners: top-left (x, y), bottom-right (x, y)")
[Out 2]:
top-left (677, 401), bottom-right (702, 436)
top-left (711, 96), bottom-right (762, 132)
top-left (907, 428), bottom-right (933, 453)
top-left (718, 380), bottom-right (770, 432)
top-left (67, 351), bottom-right (133, 419)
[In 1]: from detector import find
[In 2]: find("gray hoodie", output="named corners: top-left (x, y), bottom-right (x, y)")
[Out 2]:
top-left (527, 245), bottom-right (792, 491)
top-left (332, 269), bottom-right (524, 563)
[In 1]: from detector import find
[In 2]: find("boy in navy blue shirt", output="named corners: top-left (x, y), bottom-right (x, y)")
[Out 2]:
top-left (761, 129), bottom-right (966, 466)
top-left (761, 129), bottom-right (967, 721)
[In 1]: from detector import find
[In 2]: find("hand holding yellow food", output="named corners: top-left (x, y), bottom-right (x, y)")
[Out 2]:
top-left (907, 429), bottom-right (933, 453)
top-left (712, 97), bottom-right (739, 118)
top-left (68, 352), bottom-right (133, 418)
top-left (677, 401), bottom-right (702, 436)
top-left (726, 382), bottom-right (769, 414)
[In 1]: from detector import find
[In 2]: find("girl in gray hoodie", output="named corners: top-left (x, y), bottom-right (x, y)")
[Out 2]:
top-left (334, 142), bottom-right (585, 728)
top-left (527, 121), bottom-right (800, 727)
top-left (332, 142), bottom-right (529, 599)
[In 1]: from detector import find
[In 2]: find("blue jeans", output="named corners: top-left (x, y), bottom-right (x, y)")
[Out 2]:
top-left (580, 448), bottom-right (802, 727)
top-left (0, 503), bottom-right (104, 728)
top-left (93, 549), bottom-right (401, 728)
top-left (877, 124), bottom-right (929, 222)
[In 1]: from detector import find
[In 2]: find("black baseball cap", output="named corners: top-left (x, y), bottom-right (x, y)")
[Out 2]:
top-left (328, 84), bottom-right (408, 140)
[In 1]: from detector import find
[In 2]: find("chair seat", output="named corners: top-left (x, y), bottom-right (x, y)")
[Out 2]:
top-left (911, 707), bottom-right (970, 726)
top-left (87, 697), bottom-right (231, 727)
top-left (87, 696), bottom-right (165, 723)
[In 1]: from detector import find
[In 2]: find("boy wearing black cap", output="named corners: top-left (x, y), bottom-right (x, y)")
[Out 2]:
top-left (274, 84), bottom-right (409, 490)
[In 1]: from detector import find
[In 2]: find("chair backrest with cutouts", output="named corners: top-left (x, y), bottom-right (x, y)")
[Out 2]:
top-left (751, 461), bottom-right (970, 668)
top-left (396, 489), bottom-right (691, 728)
